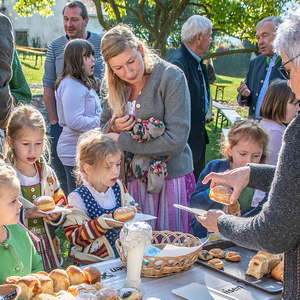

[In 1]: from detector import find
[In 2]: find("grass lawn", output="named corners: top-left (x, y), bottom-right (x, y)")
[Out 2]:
top-left (20, 55), bottom-right (248, 267)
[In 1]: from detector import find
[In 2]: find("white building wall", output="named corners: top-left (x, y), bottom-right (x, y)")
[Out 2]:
top-left (2, 0), bottom-right (105, 47)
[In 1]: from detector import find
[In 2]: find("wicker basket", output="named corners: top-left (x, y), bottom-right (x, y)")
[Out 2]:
top-left (116, 230), bottom-right (202, 278)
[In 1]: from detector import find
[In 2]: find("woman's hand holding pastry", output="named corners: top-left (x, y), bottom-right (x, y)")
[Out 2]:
top-left (111, 114), bottom-right (135, 133)
top-left (104, 214), bottom-right (124, 227)
top-left (196, 209), bottom-right (225, 234)
top-left (203, 166), bottom-right (251, 204)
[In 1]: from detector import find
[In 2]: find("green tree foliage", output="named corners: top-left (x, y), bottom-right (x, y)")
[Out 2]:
top-left (92, 0), bottom-right (289, 57)
top-left (11, 0), bottom-right (289, 57)
top-left (12, 0), bottom-right (55, 17)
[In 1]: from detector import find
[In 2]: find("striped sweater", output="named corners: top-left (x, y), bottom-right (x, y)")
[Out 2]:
top-left (63, 180), bottom-right (136, 264)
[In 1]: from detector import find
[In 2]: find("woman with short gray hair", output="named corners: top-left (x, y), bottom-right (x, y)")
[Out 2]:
top-left (196, 6), bottom-right (300, 299)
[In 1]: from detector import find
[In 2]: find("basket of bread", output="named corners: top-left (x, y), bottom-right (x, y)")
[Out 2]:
top-left (3, 265), bottom-right (144, 300)
top-left (116, 230), bottom-right (202, 278)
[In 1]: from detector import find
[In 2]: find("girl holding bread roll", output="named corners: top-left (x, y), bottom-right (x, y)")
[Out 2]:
top-left (190, 119), bottom-right (269, 238)
top-left (63, 128), bottom-right (139, 264)
top-left (0, 159), bottom-right (43, 284)
top-left (5, 104), bottom-right (67, 272)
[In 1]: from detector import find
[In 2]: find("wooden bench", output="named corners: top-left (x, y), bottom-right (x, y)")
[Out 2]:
top-left (15, 46), bottom-right (46, 66)
top-left (211, 83), bottom-right (227, 101)
top-left (213, 101), bottom-right (243, 132)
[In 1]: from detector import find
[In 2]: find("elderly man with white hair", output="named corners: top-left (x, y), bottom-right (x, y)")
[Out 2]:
top-left (168, 15), bottom-right (213, 181)
top-left (196, 7), bottom-right (300, 300)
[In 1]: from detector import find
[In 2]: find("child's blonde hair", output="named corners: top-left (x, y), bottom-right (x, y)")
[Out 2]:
top-left (5, 104), bottom-right (51, 164)
top-left (0, 159), bottom-right (19, 197)
top-left (221, 119), bottom-right (269, 164)
top-left (75, 128), bottom-right (123, 185)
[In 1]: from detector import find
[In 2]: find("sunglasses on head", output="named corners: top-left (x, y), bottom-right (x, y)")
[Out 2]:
top-left (278, 53), bottom-right (300, 80)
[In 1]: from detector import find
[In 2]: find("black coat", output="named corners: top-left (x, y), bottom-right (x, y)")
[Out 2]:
top-left (167, 44), bottom-right (210, 163)
top-left (237, 54), bottom-right (284, 118)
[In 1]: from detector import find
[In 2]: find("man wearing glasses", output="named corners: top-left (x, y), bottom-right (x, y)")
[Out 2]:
top-left (237, 17), bottom-right (285, 119)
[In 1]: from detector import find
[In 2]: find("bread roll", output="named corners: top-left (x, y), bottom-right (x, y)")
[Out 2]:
top-left (257, 251), bottom-right (281, 273)
top-left (246, 254), bottom-right (269, 279)
top-left (38, 275), bottom-right (54, 295)
top-left (66, 265), bottom-right (84, 286)
top-left (209, 248), bottom-right (225, 259)
top-left (33, 196), bottom-right (55, 212)
top-left (67, 285), bottom-right (88, 297)
top-left (198, 250), bottom-right (213, 261)
top-left (76, 293), bottom-right (98, 300)
top-left (118, 287), bottom-right (143, 300)
top-left (271, 261), bottom-right (284, 282)
top-left (113, 206), bottom-right (136, 222)
top-left (49, 269), bottom-right (70, 292)
top-left (36, 271), bottom-right (49, 277)
top-left (209, 186), bottom-right (233, 205)
top-left (95, 287), bottom-right (120, 300)
top-left (208, 258), bottom-right (224, 269)
top-left (55, 291), bottom-right (77, 299)
top-left (83, 266), bottom-right (101, 284)
top-left (17, 275), bottom-right (41, 300)
top-left (92, 282), bottom-right (112, 291)
top-left (225, 251), bottom-right (241, 262)
top-left (4, 276), bottom-right (21, 284)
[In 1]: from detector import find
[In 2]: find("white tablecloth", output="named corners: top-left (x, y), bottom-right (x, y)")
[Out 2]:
top-left (82, 259), bottom-right (282, 299)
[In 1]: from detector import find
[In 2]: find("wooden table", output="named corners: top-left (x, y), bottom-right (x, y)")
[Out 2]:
top-left (84, 259), bottom-right (282, 299)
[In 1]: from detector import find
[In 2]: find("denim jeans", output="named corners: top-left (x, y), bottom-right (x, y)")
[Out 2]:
top-left (50, 123), bottom-right (68, 195)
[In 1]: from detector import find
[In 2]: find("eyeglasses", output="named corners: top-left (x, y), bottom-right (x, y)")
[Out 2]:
top-left (278, 53), bottom-right (300, 80)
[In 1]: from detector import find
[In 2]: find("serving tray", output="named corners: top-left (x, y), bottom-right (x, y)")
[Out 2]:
top-left (197, 240), bottom-right (283, 295)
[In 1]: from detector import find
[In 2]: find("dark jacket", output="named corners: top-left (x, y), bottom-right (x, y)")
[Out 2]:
top-left (0, 14), bottom-right (13, 130)
top-left (167, 44), bottom-right (210, 163)
top-left (237, 54), bottom-right (284, 118)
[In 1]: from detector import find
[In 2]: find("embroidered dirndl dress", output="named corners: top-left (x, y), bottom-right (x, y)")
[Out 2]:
top-left (20, 183), bottom-right (61, 272)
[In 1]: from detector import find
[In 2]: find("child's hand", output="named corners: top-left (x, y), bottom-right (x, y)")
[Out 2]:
top-left (223, 205), bottom-right (241, 217)
top-left (25, 207), bottom-right (47, 219)
top-left (43, 212), bottom-right (62, 223)
top-left (136, 206), bottom-right (142, 213)
top-left (56, 199), bottom-right (65, 207)
top-left (104, 214), bottom-right (124, 227)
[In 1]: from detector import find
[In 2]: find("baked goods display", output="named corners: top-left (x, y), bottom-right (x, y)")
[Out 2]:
top-left (33, 196), bottom-right (55, 212)
top-left (198, 250), bottom-right (213, 261)
top-left (113, 207), bottom-right (136, 222)
top-left (208, 258), bottom-right (224, 269)
top-left (246, 251), bottom-right (283, 279)
top-left (224, 251), bottom-right (241, 262)
top-left (4, 265), bottom-right (147, 300)
top-left (209, 248), bottom-right (225, 259)
top-left (271, 261), bottom-right (284, 282)
top-left (209, 185), bottom-right (233, 205)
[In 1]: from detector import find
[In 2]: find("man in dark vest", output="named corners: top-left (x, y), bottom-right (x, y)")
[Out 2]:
top-left (168, 15), bottom-right (213, 181)
top-left (237, 16), bottom-right (284, 118)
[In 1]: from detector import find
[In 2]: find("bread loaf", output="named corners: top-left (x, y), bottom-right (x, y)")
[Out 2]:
top-left (246, 254), bottom-right (269, 279)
